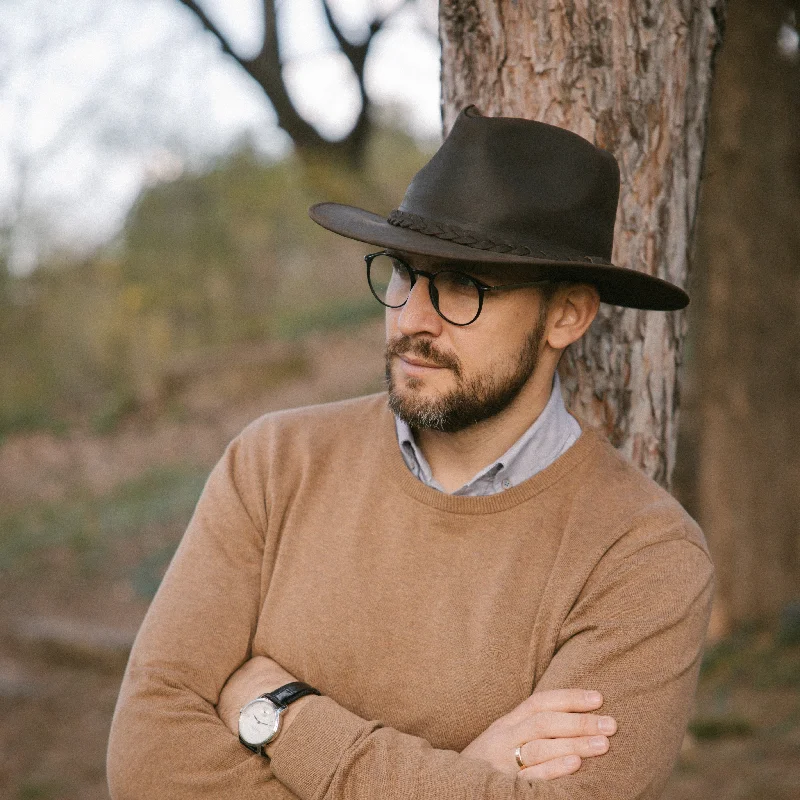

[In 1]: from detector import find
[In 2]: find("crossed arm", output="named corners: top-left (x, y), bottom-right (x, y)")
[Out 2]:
top-left (216, 656), bottom-right (617, 783)
top-left (107, 439), bottom-right (714, 800)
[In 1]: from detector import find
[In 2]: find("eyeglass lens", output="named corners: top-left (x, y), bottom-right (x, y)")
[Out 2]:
top-left (367, 253), bottom-right (481, 325)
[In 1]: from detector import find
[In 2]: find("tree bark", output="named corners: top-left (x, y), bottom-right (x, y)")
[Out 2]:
top-left (692, 0), bottom-right (800, 630)
top-left (439, 0), bottom-right (726, 487)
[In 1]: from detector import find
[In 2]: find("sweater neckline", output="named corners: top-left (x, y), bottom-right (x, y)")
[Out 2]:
top-left (377, 400), bottom-right (601, 515)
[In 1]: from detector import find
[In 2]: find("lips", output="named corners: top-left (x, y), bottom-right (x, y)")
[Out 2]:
top-left (386, 335), bottom-right (462, 377)
top-left (399, 354), bottom-right (442, 369)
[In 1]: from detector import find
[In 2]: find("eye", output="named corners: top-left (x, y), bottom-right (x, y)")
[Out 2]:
top-left (437, 271), bottom-right (477, 294)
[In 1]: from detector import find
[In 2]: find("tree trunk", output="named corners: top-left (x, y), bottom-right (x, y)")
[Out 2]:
top-left (692, 0), bottom-right (800, 631)
top-left (439, 0), bottom-right (726, 488)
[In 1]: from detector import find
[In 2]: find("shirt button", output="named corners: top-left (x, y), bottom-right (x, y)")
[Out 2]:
top-left (502, 479), bottom-right (511, 489)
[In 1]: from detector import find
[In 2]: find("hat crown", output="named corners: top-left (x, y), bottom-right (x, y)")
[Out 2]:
top-left (398, 107), bottom-right (620, 262)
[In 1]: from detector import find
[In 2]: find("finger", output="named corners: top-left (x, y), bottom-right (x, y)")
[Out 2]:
top-left (520, 710), bottom-right (617, 740)
top-left (510, 689), bottom-right (603, 721)
top-left (519, 755), bottom-right (582, 782)
top-left (520, 735), bottom-right (609, 767)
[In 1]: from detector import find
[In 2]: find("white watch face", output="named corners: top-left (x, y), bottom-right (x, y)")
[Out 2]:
top-left (239, 698), bottom-right (280, 746)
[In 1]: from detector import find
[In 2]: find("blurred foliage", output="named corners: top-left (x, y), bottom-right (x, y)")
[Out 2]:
top-left (0, 125), bottom-right (433, 438)
top-left (685, 617), bottom-right (800, 743)
top-left (16, 780), bottom-right (65, 800)
top-left (700, 619), bottom-right (800, 689)
top-left (689, 716), bottom-right (754, 740)
top-left (0, 464), bottom-right (206, 582)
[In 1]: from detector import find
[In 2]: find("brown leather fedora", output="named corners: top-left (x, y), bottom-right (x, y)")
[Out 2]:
top-left (309, 106), bottom-right (688, 311)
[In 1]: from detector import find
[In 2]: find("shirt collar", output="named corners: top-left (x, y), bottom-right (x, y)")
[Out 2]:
top-left (395, 372), bottom-right (581, 496)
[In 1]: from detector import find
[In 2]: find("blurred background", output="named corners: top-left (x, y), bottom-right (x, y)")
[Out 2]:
top-left (0, 1), bottom-right (797, 798)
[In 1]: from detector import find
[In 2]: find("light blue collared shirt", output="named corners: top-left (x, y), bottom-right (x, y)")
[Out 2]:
top-left (395, 373), bottom-right (581, 496)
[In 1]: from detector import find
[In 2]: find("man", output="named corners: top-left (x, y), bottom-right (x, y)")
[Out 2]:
top-left (108, 106), bottom-right (713, 799)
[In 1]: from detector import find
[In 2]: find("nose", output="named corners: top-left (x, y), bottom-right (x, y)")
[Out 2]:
top-left (395, 275), bottom-right (443, 337)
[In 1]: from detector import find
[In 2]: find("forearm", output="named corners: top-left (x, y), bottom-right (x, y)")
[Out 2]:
top-left (217, 653), bottom-right (613, 799)
top-left (111, 667), bottom-right (557, 800)
top-left (108, 667), bottom-right (298, 800)
top-left (267, 539), bottom-right (713, 800)
top-left (269, 696), bottom-right (568, 800)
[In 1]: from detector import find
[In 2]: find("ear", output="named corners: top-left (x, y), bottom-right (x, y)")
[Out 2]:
top-left (544, 284), bottom-right (600, 350)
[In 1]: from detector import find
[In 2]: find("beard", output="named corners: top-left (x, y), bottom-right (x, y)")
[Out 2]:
top-left (385, 316), bottom-right (547, 434)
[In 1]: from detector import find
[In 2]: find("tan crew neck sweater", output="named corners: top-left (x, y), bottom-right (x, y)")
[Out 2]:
top-left (107, 394), bottom-right (713, 800)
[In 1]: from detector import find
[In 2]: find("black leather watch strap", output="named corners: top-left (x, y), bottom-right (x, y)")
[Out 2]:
top-left (264, 681), bottom-right (321, 709)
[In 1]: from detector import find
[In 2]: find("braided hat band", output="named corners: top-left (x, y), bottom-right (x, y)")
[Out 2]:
top-left (387, 209), bottom-right (612, 265)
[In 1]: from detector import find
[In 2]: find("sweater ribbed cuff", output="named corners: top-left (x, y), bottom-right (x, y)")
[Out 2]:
top-left (270, 695), bottom-right (377, 800)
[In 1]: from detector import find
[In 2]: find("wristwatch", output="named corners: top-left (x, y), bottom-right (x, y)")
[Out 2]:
top-left (238, 681), bottom-right (321, 756)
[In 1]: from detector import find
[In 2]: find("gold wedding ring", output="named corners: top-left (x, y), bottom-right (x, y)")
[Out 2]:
top-left (514, 745), bottom-right (526, 769)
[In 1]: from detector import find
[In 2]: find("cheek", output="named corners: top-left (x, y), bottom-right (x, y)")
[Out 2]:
top-left (474, 302), bottom-right (541, 350)
top-left (385, 309), bottom-right (396, 341)
top-left (457, 334), bottom-right (529, 379)
top-left (450, 338), bottom-right (494, 379)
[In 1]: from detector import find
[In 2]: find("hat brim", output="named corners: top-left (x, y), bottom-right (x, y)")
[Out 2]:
top-left (309, 202), bottom-right (688, 311)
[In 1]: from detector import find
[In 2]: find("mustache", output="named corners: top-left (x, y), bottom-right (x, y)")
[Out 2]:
top-left (385, 336), bottom-right (462, 378)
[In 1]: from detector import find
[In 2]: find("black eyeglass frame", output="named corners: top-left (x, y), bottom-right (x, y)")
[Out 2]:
top-left (365, 251), bottom-right (552, 326)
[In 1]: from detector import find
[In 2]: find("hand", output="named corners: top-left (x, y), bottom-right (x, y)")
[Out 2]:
top-left (216, 656), bottom-right (304, 744)
top-left (461, 689), bottom-right (616, 782)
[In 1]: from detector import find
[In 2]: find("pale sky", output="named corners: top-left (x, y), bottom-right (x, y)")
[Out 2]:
top-left (0, 0), bottom-right (442, 273)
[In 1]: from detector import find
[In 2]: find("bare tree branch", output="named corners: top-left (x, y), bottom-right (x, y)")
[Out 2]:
top-left (175, 0), bottom-right (240, 61)
top-left (246, 0), bottom-right (332, 152)
top-left (319, 0), bottom-right (417, 166)
top-left (321, 0), bottom-right (416, 66)
top-left (177, 0), bottom-right (421, 167)
top-left (320, 0), bottom-right (365, 64)
top-left (177, 0), bottom-right (330, 154)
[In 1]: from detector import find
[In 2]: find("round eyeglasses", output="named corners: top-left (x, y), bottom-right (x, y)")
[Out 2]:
top-left (365, 251), bottom-right (551, 326)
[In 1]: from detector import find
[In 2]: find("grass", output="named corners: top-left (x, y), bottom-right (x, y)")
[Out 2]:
top-left (689, 716), bottom-right (755, 740)
top-left (685, 616), bottom-right (800, 742)
top-left (17, 780), bottom-right (65, 800)
top-left (0, 408), bottom-right (69, 446)
top-left (0, 464), bottom-right (207, 594)
top-left (700, 619), bottom-right (800, 689)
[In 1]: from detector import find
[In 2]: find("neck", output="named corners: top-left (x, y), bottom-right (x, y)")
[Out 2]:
top-left (415, 365), bottom-right (558, 493)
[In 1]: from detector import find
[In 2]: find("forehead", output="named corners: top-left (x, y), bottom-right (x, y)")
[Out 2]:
top-left (386, 250), bottom-right (531, 282)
